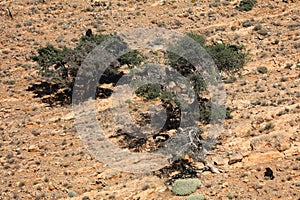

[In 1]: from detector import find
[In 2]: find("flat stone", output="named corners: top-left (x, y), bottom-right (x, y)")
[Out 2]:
top-left (187, 194), bottom-right (205, 200)
top-left (228, 153), bottom-right (243, 165)
top-left (172, 178), bottom-right (201, 196)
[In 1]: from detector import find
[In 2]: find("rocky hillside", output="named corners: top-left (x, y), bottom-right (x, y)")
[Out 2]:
top-left (0, 0), bottom-right (299, 199)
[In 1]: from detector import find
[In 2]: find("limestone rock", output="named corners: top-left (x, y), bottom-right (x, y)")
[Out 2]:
top-left (172, 178), bottom-right (201, 196)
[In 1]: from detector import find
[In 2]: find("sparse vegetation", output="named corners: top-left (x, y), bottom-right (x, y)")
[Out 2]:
top-left (259, 122), bottom-right (275, 133)
top-left (257, 66), bottom-right (268, 74)
top-left (135, 83), bottom-right (162, 100)
top-left (205, 43), bottom-right (248, 75)
top-left (242, 20), bottom-right (253, 28)
top-left (224, 76), bottom-right (237, 84)
top-left (236, 0), bottom-right (257, 12)
top-left (231, 26), bottom-right (237, 31)
top-left (117, 49), bottom-right (146, 68)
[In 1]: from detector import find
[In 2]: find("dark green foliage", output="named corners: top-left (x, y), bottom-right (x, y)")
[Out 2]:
top-left (198, 100), bottom-right (231, 123)
top-left (186, 32), bottom-right (206, 46)
top-left (166, 32), bottom-right (247, 79)
top-left (206, 43), bottom-right (247, 75)
top-left (118, 49), bottom-right (146, 68)
top-left (242, 19), bottom-right (253, 28)
top-left (166, 33), bottom-right (205, 76)
top-left (165, 32), bottom-right (242, 123)
top-left (135, 83), bottom-right (162, 100)
top-left (30, 33), bottom-right (145, 106)
top-left (135, 83), bottom-right (182, 130)
top-left (78, 34), bottom-right (110, 46)
top-left (166, 33), bottom-right (204, 76)
top-left (166, 33), bottom-right (207, 97)
top-left (236, 0), bottom-right (257, 11)
top-left (189, 74), bottom-right (207, 95)
top-left (135, 83), bottom-right (180, 104)
top-left (31, 44), bottom-right (70, 77)
top-left (257, 66), bottom-right (268, 74)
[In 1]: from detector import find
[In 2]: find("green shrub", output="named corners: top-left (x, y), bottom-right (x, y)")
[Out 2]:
top-left (135, 83), bottom-right (162, 100)
top-left (165, 33), bottom-right (207, 95)
top-left (205, 43), bottom-right (248, 75)
top-left (118, 49), bottom-right (146, 68)
top-left (236, 0), bottom-right (257, 11)
top-left (257, 66), bottom-right (268, 74)
top-left (186, 32), bottom-right (206, 46)
top-left (242, 19), bottom-right (253, 28)
top-left (31, 44), bottom-right (70, 76)
top-left (231, 26), bottom-right (237, 31)
top-left (198, 100), bottom-right (232, 123)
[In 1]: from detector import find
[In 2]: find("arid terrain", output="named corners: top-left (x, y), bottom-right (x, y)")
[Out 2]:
top-left (0, 0), bottom-right (300, 199)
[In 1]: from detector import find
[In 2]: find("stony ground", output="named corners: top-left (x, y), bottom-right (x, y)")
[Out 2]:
top-left (0, 0), bottom-right (300, 199)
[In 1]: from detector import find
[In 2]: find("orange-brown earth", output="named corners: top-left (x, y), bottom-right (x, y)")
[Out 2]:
top-left (0, 0), bottom-right (299, 199)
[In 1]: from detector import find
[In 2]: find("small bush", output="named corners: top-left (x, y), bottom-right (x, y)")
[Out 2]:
top-left (257, 66), bottom-right (268, 74)
top-left (242, 20), bottom-right (253, 28)
top-left (198, 100), bottom-right (231, 123)
top-left (118, 49), bottom-right (146, 68)
top-left (236, 0), bottom-right (257, 12)
top-left (257, 29), bottom-right (268, 36)
top-left (205, 43), bottom-right (248, 75)
top-left (231, 26), bottom-right (237, 31)
top-left (186, 32), bottom-right (206, 46)
top-left (135, 83), bottom-right (162, 100)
